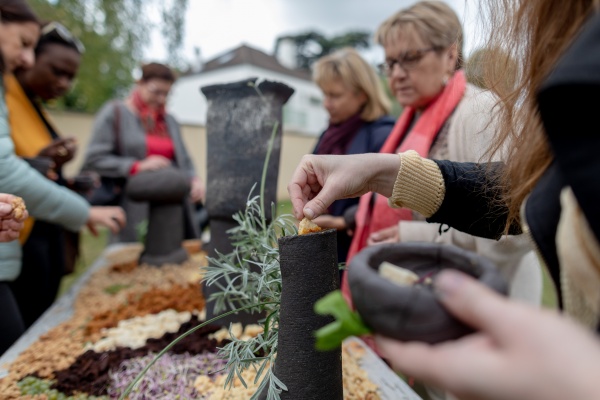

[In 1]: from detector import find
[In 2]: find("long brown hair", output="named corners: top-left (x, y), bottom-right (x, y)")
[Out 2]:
top-left (0, 0), bottom-right (40, 74)
top-left (0, 0), bottom-right (39, 24)
top-left (482, 0), bottom-right (600, 231)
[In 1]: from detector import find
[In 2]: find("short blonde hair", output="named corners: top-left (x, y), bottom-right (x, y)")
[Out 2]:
top-left (312, 47), bottom-right (391, 121)
top-left (376, 1), bottom-right (463, 70)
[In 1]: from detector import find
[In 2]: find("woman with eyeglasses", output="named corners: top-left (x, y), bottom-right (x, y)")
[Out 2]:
top-left (310, 47), bottom-right (395, 264)
top-left (342, 1), bottom-right (541, 310)
top-left (81, 62), bottom-right (204, 243)
top-left (0, 0), bottom-right (125, 355)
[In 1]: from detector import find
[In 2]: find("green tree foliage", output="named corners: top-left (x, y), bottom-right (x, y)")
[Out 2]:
top-left (29, 0), bottom-right (188, 112)
top-left (275, 30), bottom-right (371, 70)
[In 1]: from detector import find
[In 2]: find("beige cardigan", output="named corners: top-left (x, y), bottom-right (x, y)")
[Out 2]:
top-left (395, 84), bottom-right (542, 304)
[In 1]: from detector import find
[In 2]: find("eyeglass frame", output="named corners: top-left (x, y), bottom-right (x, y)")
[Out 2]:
top-left (40, 21), bottom-right (86, 54)
top-left (145, 82), bottom-right (171, 98)
top-left (378, 46), bottom-right (442, 75)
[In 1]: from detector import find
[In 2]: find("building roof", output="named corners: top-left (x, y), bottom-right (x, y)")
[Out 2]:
top-left (198, 44), bottom-right (312, 81)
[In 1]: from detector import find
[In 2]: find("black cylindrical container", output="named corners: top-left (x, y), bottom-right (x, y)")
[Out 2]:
top-left (259, 229), bottom-right (343, 400)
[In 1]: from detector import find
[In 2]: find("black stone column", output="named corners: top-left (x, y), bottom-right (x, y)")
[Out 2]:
top-left (259, 229), bottom-right (343, 400)
top-left (201, 78), bottom-right (294, 324)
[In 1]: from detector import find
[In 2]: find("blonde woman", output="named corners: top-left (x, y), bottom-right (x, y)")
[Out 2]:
top-left (311, 47), bottom-right (394, 263)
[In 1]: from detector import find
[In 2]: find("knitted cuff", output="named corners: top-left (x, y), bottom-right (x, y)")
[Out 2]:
top-left (388, 150), bottom-right (446, 217)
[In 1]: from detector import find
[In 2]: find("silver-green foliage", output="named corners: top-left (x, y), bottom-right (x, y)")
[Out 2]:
top-left (202, 189), bottom-right (297, 400)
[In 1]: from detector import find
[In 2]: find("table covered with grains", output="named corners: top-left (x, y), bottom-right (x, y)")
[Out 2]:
top-left (0, 243), bottom-right (420, 399)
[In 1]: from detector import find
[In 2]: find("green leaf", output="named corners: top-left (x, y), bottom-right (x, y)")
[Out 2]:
top-left (313, 290), bottom-right (372, 351)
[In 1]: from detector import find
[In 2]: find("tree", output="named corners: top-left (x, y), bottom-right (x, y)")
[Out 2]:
top-left (29, 0), bottom-right (188, 112)
top-left (274, 30), bottom-right (371, 70)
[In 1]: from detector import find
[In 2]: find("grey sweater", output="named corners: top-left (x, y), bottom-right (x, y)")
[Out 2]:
top-left (81, 101), bottom-right (199, 242)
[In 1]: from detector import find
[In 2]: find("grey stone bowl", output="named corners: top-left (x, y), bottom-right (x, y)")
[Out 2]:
top-left (348, 242), bottom-right (507, 343)
top-left (125, 166), bottom-right (190, 204)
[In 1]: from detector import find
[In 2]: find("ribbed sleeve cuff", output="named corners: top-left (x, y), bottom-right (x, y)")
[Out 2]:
top-left (388, 150), bottom-right (446, 217)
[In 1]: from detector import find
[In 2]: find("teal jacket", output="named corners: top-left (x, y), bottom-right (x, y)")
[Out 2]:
top-left (0, 86), bottom-right (89, 281)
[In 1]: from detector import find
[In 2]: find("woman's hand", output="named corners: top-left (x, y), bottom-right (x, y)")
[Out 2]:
top-left (0, 193), bottom-right (28, 242)
top-left (367, 224), bottom-right (400, 245)
top-left (86, 206), bottom-right (126, 236)
top-left (288, 153), bottom-right (401, 220)
top-left (189, 177), bottom-right (205, 203)
top-left (311, 215), bottom-right (347, 230)
top-left (375, 269), bottom-right (600, 400)
top-left (137, 155), bottom-right (171, 172)
top-left (38, 137), bottom-right (77, 168)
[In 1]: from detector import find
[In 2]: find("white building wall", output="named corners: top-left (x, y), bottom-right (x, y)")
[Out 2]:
top-left (168, 65), bottom-right (328, 136)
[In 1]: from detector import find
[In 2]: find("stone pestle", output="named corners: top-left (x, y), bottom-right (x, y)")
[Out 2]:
top-left (125, 166), bottom-right (191, 266)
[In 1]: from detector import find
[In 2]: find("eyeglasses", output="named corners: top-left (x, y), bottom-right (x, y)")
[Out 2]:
top-left (41, 22), bottom-right (86, 54)
top-left (146, 83), bottom-right (170, 98)
top-left (378, 47), bottom-right (439, 75)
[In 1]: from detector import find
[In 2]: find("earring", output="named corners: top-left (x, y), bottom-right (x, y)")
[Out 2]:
top-left (442, 71), bottom-right (453, 87)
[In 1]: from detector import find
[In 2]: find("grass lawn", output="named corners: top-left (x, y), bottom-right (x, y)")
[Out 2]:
top-left (58, 228), bottom-right (109, 297)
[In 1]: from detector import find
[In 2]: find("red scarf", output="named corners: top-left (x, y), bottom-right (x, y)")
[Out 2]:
top-left (342, 70), bottom-right (467, 305)
top-left (131, 89), bottom-right (169, 137)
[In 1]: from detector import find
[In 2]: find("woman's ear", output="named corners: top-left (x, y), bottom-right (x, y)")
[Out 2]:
top-left (446, 43), bottom-right (459, 72)
top-left (358, 90), bottom-right (368, 105)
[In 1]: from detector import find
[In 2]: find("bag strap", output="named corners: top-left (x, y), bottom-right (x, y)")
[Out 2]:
top-left (113, 101), bottom-right (122, 156)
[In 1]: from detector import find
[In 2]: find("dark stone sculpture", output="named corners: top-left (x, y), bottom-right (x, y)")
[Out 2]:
top-left (125, 167), bottom-right (191, 266)
top-left (348, 242), bottom-right (508, 343)
top-left (258, 229), bottom-right (343, 400)
top-left (201, 78), bottom-right (294, 324)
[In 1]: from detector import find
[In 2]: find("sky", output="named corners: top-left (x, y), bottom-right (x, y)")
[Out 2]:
top-left (146, 0), bottom-right (484, 67)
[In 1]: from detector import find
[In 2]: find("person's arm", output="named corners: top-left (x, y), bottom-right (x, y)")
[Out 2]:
top-left (288, 151), bottom-right (517, 240)
top-left (288, 153), bottom-right (401, 220)
top-left (0, 121), bottom-right (89, 232)
top-left (428, 160), bottom-right (521, 238)
top-left (80, 102), bottom-right (137, 178)
top-left (388, 151), bottom-right (520, 239)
